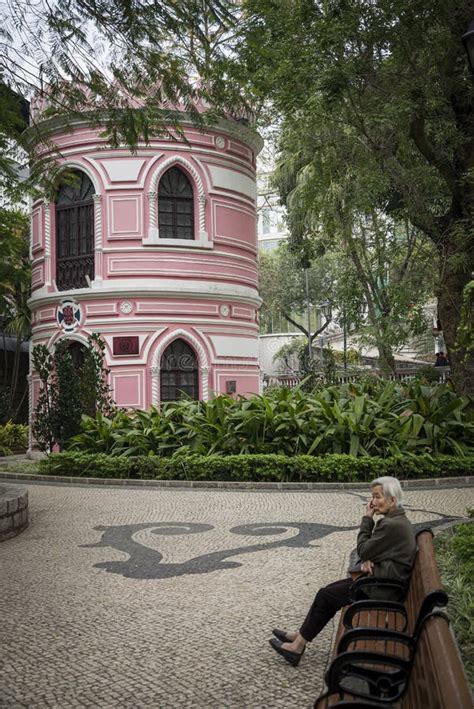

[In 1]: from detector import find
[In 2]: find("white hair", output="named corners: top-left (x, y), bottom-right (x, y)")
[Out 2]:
top-left (371, 476), bottom-right (403, 506)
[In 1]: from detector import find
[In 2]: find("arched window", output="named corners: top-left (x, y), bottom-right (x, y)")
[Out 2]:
top-left (160, 339), bottom-right (199, 402)
top-left (56, 171), bottom-right (95, 290)
top-left (158, 166), bottom-right (194, 240)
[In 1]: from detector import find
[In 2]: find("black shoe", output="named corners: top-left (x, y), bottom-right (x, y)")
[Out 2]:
top-left (269, 638), bottom-right (305, 667)
top-left (272, 628), bottom-right (294, 643)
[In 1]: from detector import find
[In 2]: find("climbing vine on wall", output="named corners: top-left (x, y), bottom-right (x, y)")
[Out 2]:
top-left (32, 333), bottom-right (114, 452)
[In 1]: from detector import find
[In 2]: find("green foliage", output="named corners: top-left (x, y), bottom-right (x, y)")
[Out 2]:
top-left (0, 421), bottom-right (28, 456)
top-left (54, 340), bottom-right (84, 450)
top-left (259, 242), bottom-right (338, 341)
top-left (69, 381), bottom-right (473, 458)
top-left (39, 450), bottom-right (474, 482)
top-left (455, 280), bottom-right (474, 363)
top-left (39, 452), bottom-right (132, 479)
top-left (31, 345), bottom-right (55, 453)
top-left (0, 207), bottom-right (31, 422)
top-left (435, 518), bottom-right (474, 685)
top-left (219, 0), bottom-right (473, 391)
top-left (32, 334), bottom-right (115, 452)
top-left (274, 337), bottom-right (339, 390)
top-left (79, 333), bottom-right (115, 418)
top-left (2, 1), bottom-right (235, 200)
top-left (414, 365), bottom-right (443, 384)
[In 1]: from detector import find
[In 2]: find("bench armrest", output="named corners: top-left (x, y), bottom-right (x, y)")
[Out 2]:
top-left (337, 627), bottom-right (415, 654)
top-left (343, 600), bottom-right (408, 631)
top-left (350, 577), bottom-right (406, 602)
top-left (326, 650), bottom-right (409, 701)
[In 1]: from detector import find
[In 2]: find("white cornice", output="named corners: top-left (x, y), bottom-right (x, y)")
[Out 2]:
top-left (29, 279), bottom-right (262, 309)
top-left (25, 111), bottom-right (264, 155)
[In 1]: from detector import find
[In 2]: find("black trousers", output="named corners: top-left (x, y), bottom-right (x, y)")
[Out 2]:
top-left (299, 577), bottom-right (353, 642)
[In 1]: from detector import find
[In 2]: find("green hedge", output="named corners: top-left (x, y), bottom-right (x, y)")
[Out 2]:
top-left (38, 451), bottom-right (474, 482)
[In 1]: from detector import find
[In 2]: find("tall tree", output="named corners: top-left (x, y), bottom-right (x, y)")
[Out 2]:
top-left (260, 224), bottom-right (433, 374)
top-left (218, 0), bottom-right (474, 395)
top-left (259, 243), bottom-right (336, 344)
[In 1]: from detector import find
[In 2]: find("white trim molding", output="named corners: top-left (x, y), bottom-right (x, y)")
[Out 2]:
top-left (55, 160), bottom-right (102, 195)
top-left (144, 155), bottom-right (210, 247)
top-left (28, 279), bottom-right (262, 309)
top-left (150, 328), bottom-right (210, 404)
top-left (43, 201), bottom-right (52, 285)
top-left (92, 193), bottom-right (103, 285)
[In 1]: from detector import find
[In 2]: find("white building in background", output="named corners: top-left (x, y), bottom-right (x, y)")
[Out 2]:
top-left (256, 172), bottom-right (287, 252)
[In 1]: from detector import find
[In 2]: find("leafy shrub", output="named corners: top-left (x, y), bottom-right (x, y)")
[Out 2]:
top-left (32, 334), bottom-right (114, 453)
top-left (39, 451), bottom-right (474, 482)
top-left (435, 513), bottom-right (474, 685)
top-left (414, 364), bottom-right (443, 384)
top-left (0, 421), bottom-right (28, 456)
top-left (69, 381), bottom-right (473, 458)
top-left (40, 452), bottom-right (133, 478)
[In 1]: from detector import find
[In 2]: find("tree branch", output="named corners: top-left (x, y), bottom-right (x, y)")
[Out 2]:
top-left (281, 310), bottom-right (308, 336)
top-left (310, 318), bottom-right (331, 342)
top-left (409, 95), bottom-right (459, 202)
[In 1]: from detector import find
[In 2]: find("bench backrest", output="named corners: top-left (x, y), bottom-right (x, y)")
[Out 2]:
top-left (405, 529), bottom-right (448, 637)
top-left (403, 612), bottom-right (472, 709)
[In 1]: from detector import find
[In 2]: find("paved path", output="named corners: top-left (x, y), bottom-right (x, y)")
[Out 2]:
top-left (0, 481), bottom-right (472, 708)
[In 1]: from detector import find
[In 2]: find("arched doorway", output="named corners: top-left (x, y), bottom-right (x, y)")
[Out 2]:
top-left (67, 340), bottom-right (87, 369)
top-left (160, 339), bottom-right (199, 402)
top-left (65, 340), bottom-right (96, 416)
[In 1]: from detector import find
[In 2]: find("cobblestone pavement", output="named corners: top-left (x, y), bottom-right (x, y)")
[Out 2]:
top-left (0, 481), bottom-right (472, 709)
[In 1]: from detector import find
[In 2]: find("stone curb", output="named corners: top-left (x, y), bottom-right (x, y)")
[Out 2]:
top-left (0, 485), bottom-right (29, 540)
top-left (0, 470), bottom-right (472, 491)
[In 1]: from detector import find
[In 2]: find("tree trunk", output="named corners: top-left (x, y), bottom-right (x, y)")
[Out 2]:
top-left (437, 238), bottom-right (474, 398)
top-left (376, 339), bottom-right (396, 378)
top-left (9, 335), bottom-right (22, 418)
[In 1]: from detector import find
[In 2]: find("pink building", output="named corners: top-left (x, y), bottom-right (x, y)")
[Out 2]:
top-left (29, 106), bottom-right (263, 423)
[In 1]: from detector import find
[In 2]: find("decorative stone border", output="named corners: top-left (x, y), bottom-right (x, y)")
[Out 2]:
top-left (0, 471), bottom-right (472, 492)
top-left (0, 486), bottom-right (29, 541)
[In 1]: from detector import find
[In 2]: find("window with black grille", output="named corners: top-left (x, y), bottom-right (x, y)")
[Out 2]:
top-left (56, 171), bottom-right (95, 290)
top-left (160, 339), bottom-right (199, 402)
top-left (158, 166), bottom-right (194, 240)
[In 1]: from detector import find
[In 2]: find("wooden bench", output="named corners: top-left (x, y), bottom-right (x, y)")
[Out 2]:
top-left (340, 529), bottom-right (448, 655)
top-left (314, 528), bottom-right (472, 707)
top-left (314, 611), bottom-right (472, 708)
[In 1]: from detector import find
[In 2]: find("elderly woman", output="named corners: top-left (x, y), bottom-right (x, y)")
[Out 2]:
top-left (269, 476), bottom-right (416, 667)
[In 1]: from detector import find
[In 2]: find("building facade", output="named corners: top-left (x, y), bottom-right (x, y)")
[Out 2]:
top-left (29, 105), bottom-right (263, 419)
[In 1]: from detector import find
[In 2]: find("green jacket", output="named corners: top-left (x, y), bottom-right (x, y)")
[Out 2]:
top-left (356, 507), bottom-right (416, 588)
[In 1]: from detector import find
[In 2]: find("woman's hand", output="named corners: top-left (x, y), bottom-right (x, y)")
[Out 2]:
top-left (361, 560), bottom-right (374, 575)
top-left (366, 499), bottom-right (375, 518)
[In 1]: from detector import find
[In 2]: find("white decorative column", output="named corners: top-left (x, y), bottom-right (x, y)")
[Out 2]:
top-left (198, 194), bottom-right (208, 241)
top-left (201, 366), bottom-right (209, 400)
top-left (150, 366), bottom-right (160, 406)
top-left (92, 194), bottom-right (103, 285)
top-left (43, 201), bottom-right (52, 285)
top-left (26, 372), bottom-right (33, 456)
top-left (144, 191), bottom-right (159, 244)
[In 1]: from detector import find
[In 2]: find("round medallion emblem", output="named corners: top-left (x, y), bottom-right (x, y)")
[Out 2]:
top-left (120, 301), bottom-right (133, 314)
top-left (215, 136), bottom-right (226, 149)
top-left (57, 300), bottom-right (81, 333)
top-left (219, 304), bottom-right (230, 317)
